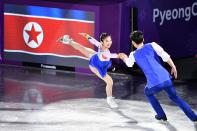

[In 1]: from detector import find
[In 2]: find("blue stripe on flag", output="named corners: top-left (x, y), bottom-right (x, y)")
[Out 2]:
top-left (4, 3), bottom-right (95, 21)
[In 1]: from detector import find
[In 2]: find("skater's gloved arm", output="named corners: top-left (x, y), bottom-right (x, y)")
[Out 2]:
top-left (87, 36), bottom-right (101, 47)
top-left (167, 58), bottom-right (177, 79)
top-left (151, 42), bottom-right (170, 62)
top-left (79, 33), bottom-right (101, 47)
top-left (109, 53), bottom-right (119, 58)
top-left (122, 52), bottom-right (135, 67)
top-left (101, 51), bottom-right (118, 59)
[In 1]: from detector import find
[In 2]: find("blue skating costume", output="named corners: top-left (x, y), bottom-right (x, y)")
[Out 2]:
top-left (125, 42), bottom-right (197, 121)
top-left (89, 50), bottom-right (112, 78)
top-left (87, 36), bottom-right (118, 78)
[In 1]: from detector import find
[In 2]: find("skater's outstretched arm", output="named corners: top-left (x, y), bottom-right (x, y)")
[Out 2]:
top-left (78, 33), bottom-right (101, 47)
top-left (79, 33), bottom-right (120, 59)
top-left (108, 53), bottom-right (119, 59)
top-left (119, 52), bottom-right (135, 67)
top-left (151, 42), bottom-right (177, 79)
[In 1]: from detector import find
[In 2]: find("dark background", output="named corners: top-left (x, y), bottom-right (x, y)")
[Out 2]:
top-left (0, 0), bottom-right (197, 79)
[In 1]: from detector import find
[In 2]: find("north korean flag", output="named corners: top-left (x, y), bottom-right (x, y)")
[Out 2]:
top-left (4, 4), bottom-right (95, 67)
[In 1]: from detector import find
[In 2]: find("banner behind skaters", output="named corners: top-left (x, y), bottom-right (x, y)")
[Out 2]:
top-left (4, 4), bottom-right (95, 67)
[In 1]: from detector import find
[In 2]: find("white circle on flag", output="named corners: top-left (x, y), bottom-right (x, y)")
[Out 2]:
top-left (23, 22), bottom-right (44, 48)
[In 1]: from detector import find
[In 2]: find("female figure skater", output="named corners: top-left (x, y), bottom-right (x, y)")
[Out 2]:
top-left (57, 33), bottom-right (119, 108)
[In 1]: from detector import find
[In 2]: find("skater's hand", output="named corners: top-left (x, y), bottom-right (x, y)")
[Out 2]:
top-left (118, 53), bottom-right (128, 60)
top-left (78, 33), bottom-right (89, 38)
top-left (171, 66), bottom-right (177, 79)
top-left (78, 33), bottom-right (86, 36)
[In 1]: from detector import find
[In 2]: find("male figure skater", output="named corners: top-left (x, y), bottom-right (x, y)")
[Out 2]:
top-left (120, 30), bottom-right (197, 122)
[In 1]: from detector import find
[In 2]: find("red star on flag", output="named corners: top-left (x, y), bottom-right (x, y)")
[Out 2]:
top-left (25, 24), bottom-right (41, 44)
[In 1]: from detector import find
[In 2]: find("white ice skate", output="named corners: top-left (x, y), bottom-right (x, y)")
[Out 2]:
top-left (57, 35), bottom-right (72, 44)
top-left (107, 97), bottom-right (118, 108)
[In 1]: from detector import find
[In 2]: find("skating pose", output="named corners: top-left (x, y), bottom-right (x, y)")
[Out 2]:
top-left (58, 33), bottom-right (119, 108)
top-left (120, 30), bottom-right (197, 122)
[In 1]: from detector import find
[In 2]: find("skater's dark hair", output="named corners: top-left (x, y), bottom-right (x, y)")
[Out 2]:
top-left (100, 33), bottom-right (111, 42)
top-left (130, 31), bottom-right (144, 44)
